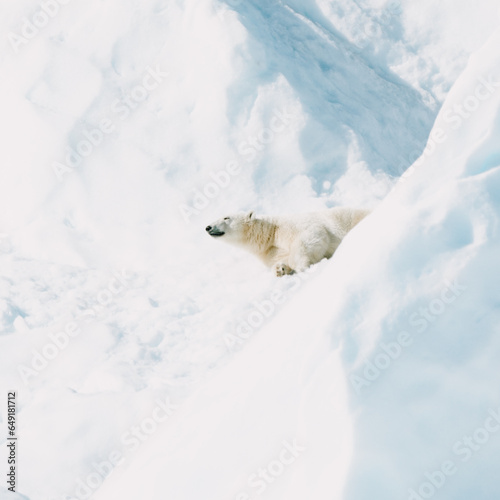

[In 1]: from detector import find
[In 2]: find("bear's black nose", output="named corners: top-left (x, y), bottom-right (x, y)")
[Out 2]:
top-left (206, 226), bottom-right (212, 232)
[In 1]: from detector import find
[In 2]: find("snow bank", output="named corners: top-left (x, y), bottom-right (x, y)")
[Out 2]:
top-left (92, 25), bottom-right (500, 500)
top-left (0, 1), bottom-right (499, 499)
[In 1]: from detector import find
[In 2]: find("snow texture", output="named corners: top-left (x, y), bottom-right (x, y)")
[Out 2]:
top-left (0, 1), bottom-right (499, 499)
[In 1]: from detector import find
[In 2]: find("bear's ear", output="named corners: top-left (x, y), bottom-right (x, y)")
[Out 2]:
top-left (247, 211), bottom-right (254, 220)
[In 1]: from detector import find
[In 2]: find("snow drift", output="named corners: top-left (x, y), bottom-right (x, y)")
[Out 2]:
top-left (95, 21), bottom-right (500, 500)
top-left (0, 1), bottom-right (499, 500)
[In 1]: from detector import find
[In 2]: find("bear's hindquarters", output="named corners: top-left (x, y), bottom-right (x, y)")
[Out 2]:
top-left (288, 227), bottom-right (341, 272)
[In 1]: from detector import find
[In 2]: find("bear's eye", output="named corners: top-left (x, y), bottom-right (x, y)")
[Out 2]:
top-left (224, 217), bottom-right (230, 221)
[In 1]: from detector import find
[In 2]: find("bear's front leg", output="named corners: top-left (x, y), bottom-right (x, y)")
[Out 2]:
top-left (274, 263), bottom-right (295, 277)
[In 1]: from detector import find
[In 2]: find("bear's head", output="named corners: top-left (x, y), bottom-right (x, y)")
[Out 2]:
top-left (205, 211), bottom-right (254, 244)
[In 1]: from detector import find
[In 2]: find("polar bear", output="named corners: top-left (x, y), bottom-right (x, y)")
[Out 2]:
top-left (205, 207), bottom-right (370, 276)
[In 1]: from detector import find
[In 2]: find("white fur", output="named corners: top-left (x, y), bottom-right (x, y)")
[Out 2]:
top-left (206, 207), bottom-right (370, 276)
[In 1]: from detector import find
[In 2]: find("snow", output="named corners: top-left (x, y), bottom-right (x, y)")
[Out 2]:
top-left (0, 1), bottom-right (499, 499)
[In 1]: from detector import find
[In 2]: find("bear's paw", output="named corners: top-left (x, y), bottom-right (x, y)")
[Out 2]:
top-left (274, 263), bottom-right (295, 277)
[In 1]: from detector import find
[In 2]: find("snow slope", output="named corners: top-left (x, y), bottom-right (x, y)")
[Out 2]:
top-left (93, 26), bottom-right (500, 500)
top-left (0, 0), bottom-right (499, 499)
